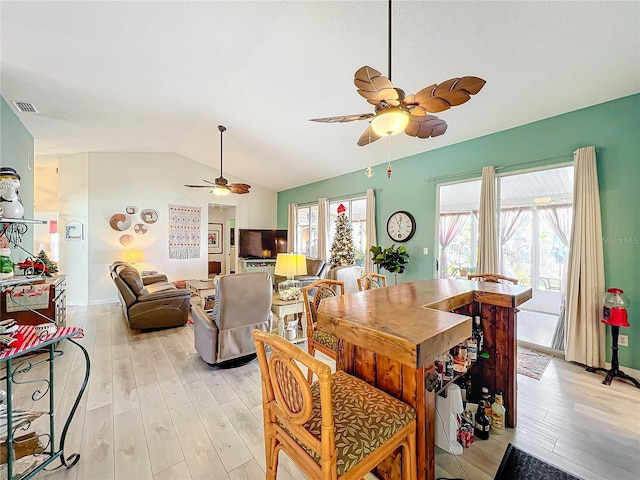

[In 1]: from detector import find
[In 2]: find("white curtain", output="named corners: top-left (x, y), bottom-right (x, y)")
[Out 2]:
top-left (365, 188), bottom-right (377, 274)
top-left (544, 205), bottom-right (572, 350)
top-left (500, 207), bottom-right (528, 246)
top-left (541, 205), bottom-right (572, 249)
top-left (438, 213), bottom-right (468, 278)
top-left (317, 198), bottom-right (329, 261)
top-left (287, 203), bottom-right (298, 253)
top-left (564, 146), bottom-right (605, 367)
top-left (477, 166), bottom-right (499, 274)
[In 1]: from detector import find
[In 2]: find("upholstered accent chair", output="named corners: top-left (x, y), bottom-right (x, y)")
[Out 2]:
top-left (357, 272), bottom-right (388, 291)
top-left (253, 330), bottom-right (417, 480)
top-left (109, 261), bottom-right (190, 330)
top-left (327, 264), bottom-right (362, 294)
top-left (301, 279), bottom-right (343, 383)
top-left (467, 273), bottom-right (518, 285)
top-left (193, 272), bottom-right (272, 366)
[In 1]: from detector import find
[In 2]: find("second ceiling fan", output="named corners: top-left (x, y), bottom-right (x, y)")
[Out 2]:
top-left (184, 125), bottom-right (251, 196)
top-left (310, 0), bottom-right (486, 146)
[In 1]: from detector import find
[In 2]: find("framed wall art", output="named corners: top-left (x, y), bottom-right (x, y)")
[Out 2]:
top-left (208, 223), bottom-right (223, 254)
top-left (65, 220), bottom-right (84, 240)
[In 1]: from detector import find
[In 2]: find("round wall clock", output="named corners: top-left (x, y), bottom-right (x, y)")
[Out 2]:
top-left (386, 211), bottom-right (416, 242)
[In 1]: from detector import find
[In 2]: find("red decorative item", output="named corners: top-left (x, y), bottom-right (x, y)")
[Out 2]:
top-left (602, 288), bottom-right (630, 327)
top-left (587, 287), bottom-right (639, 389)
top-left (337, 203), bottom-right (346, 214)
top-left (48, 220), bottom-right (58, 234)
top-left (387, 165), bottom-right (392, 178)
top-left (16, 257), bottom-right (50, 275)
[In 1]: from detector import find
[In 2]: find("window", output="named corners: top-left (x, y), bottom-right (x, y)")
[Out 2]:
top-left (296, 204), bottom-right (318, 258)
top-left (329, 198), bottom-right (366, 265)
top-left (437, 180), bottom-right (481, 278)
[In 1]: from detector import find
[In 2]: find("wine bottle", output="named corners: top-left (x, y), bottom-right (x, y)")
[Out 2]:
top-left (474, 399), bottom-right (491, 440)
top-left (474, 315), bottom-right (484, 352)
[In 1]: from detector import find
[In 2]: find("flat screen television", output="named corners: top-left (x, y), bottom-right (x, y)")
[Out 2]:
top-left (238, 229), bottom-right (287, 259)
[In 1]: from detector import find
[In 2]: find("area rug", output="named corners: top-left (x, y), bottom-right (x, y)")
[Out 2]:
top-left (495, 443), bottom-right (583, 480)
top-left (517, 347), bottom-right (552, 380)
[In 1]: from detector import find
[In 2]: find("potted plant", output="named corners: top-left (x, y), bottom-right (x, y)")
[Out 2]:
top-left (369, 244), bottom-right (410, 285)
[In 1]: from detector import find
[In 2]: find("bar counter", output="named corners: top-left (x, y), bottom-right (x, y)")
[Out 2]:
top-left (317, 279), bottom-right (532, 480)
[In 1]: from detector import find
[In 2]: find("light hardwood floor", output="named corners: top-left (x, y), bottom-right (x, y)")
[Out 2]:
top-left (5, 304), bottom-right (638, 480)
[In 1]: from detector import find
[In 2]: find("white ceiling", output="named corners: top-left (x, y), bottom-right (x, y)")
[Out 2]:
top-left (1, 1), bottom-right (638, 192)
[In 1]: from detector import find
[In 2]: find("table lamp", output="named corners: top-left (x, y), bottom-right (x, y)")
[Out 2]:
top-left (274, 253), bottom-right (307, 301)
top-left (122, 249), bottom-right (144, 265)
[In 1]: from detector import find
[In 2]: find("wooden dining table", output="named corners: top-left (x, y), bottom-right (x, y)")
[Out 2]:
top-left (317, 279), bottom-right (532, 480)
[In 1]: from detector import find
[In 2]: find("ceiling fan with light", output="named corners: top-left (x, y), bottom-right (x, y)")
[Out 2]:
top-left (310, 0), bottom-right (486, 146)
top-left (184, 125), bottom-right (251, 196)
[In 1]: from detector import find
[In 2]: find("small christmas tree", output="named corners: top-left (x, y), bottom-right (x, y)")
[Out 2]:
top-left (329, 204), bottom-right (355, 267)
top-left (38, 250), bottom-right (58, 276)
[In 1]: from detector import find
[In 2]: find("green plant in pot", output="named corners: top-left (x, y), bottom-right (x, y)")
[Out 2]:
top-left (370, 244), bottom-right (410, 285)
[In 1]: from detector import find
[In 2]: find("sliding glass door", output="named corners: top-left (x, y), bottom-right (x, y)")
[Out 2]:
top-left (437, 165), bottom-right (574, 349)
top-left (499, 166), bottom-right (573, 349)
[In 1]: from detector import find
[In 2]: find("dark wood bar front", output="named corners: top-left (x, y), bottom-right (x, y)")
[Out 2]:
top-left (317, 279), bottom-right (532, 480)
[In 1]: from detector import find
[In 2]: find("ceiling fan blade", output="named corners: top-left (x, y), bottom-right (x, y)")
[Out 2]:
top-left (354, 66), bottom-right (399, 105)
top-left (411, 76), bottom-right (487, 113)
top-left (455, 76), bottom-right (486, 95)
top-left (405, 115), bottom-right (448, 139)
top-left (310, 113), bottom-right (374, 123)
top-left (229, 183), bottom-right (251, 194)
top-left (357, 126), bottom-right (382, 146)
top-left (184, 184), bottom-right (210, 188)
top-left (202, 179), bottom-right (217, 185)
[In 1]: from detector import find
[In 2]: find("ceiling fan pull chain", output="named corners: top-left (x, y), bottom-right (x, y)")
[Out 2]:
top-left (366, 128), bottom-right (374, 178)
top-left (387, 135), bottom-right (393, 179)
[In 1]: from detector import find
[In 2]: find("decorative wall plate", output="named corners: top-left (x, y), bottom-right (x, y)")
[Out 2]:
top-left (119, 234), bottom-right (133, 246)
top-left (134, 224), bottom-right (148, 234)
top-left (126, 206), bottom-right (138, 214)
top-left (110, 213), bottom-right (132, 231)
top-left (140, 209), bottom-right (158, 224)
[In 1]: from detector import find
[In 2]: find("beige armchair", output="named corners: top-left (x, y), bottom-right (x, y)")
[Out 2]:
top-left (193, 272), bottom-right (272, 366)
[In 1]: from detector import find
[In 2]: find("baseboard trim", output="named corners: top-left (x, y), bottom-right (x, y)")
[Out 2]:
top-left (87, 298), bottom-right (118, 306)
top-left (517, 340), bottom-right (564, 358)
top-left (517, 340), bottom-right (639, 377)
top-left (604, 362), bottom-right (640, 379)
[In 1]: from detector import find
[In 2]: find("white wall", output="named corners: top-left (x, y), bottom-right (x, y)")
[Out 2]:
top-left (58, 153), bottom-right (89, 306)
top-left (87, 152), bottom-right (277, 305)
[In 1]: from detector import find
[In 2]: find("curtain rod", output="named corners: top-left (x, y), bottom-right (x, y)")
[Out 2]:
top-left (296, 190), bottom-right (375, 208)
top-left (425, 148), bottom-right (598, 183)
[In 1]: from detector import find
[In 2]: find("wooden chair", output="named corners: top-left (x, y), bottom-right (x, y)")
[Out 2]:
top-left (253, 330), bottom-right (417, 480)
top-left (467, 273), bottom-right (518, 285)
top-left (357, 273), bottom-right (387, 291)
top-left (301, 279), bottom-right (344, 383)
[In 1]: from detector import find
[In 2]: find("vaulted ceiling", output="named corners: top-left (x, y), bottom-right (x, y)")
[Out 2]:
top-left (2, 1), bottom-right (638, 191)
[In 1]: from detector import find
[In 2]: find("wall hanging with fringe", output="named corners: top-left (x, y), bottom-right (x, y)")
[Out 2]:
top-left (168, 204), bottom-right (201, 259)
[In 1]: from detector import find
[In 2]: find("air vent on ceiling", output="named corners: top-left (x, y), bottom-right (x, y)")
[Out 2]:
top-left (12, 101), bottom-right (38, 113)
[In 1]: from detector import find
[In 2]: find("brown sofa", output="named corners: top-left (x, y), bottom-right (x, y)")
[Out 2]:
top-left (274, 257), bottom-right (329, 289)
top-left (109, 261), bottom-right (190, 330)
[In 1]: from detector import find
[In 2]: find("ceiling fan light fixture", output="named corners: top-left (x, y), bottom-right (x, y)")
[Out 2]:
top-left (212, 186), bottom-right (230, 196)
top-left (370, 107), bottom-right (409, 136)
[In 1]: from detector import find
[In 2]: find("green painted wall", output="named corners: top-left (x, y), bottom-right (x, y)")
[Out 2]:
top-left (0, 96), bottom-right (35, 260)
top-left (277, 94), bottom-right (640, 369)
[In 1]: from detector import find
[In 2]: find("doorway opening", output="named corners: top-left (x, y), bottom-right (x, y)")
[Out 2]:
top-left (207, 204), bottom-right (237, 277)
